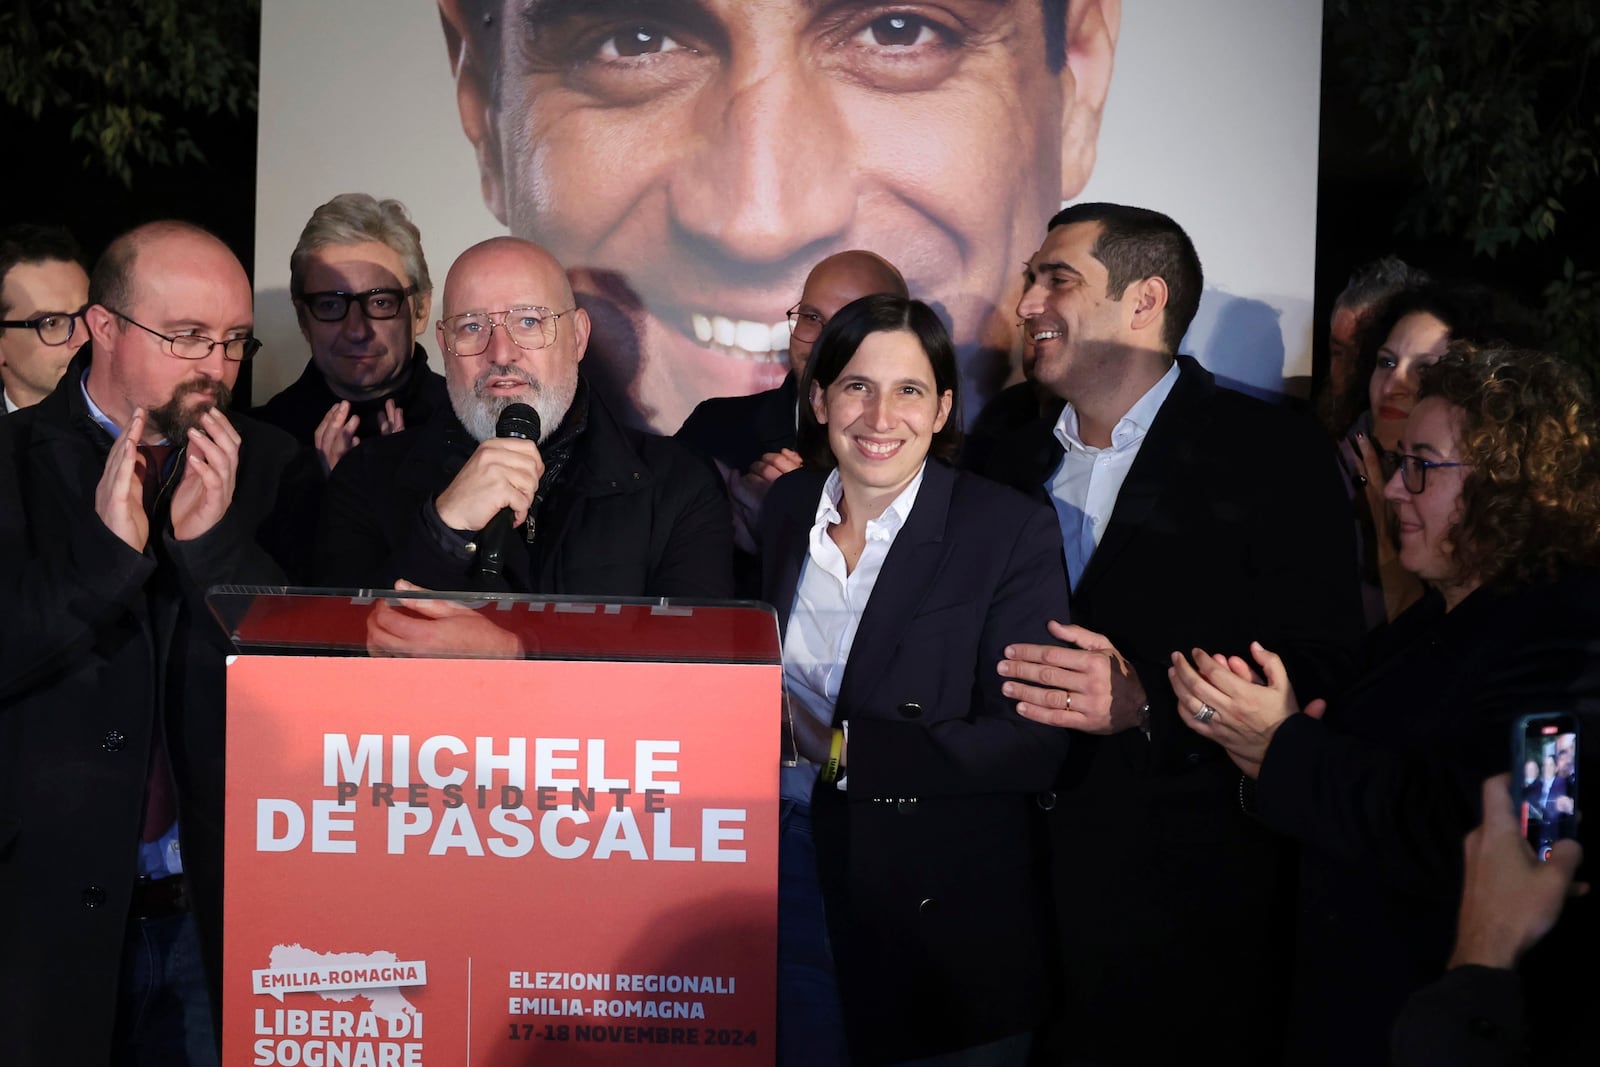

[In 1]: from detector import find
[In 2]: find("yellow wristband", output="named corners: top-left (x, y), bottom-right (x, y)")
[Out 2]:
top-left (821, 727), bottom-right (844, 785)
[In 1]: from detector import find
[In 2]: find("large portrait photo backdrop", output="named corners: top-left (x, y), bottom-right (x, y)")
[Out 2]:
top-left (254, 1), bottom-right (1322, 432)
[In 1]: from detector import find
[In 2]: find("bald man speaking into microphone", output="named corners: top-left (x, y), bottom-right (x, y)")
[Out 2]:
top-left (314, 236), bottom-right (733, 599)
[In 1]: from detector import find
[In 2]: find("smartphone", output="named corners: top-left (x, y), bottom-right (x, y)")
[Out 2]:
top-left (1513, 713), bottom-right (1580, 861)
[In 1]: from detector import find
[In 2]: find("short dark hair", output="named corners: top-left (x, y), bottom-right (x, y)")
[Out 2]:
top-left (1419, 344), bottom-right (1600, 589)
top-left (0, 224), bottom-right (83, 318)
top-left (1046, 202), bottom-right (1203, 353)
top-left (89, 220), bottom-right (221, 314)
top-left (797, 294), bottom-right (963, 469)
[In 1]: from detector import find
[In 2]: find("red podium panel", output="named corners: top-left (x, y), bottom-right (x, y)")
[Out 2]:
top-left (219, 594), bottom-right (780, 1067)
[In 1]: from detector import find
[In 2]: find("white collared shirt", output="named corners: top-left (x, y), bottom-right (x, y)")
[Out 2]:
top-left (2, 389), bottom-right (18, 414)
top-left (1048, 361), bottom-right (1180, 589)
top-left (780, 463), bottom-right (926, 802)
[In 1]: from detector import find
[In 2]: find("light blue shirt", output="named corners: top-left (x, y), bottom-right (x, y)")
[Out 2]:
top-left (1048, 361), bottom-right (1181, 589)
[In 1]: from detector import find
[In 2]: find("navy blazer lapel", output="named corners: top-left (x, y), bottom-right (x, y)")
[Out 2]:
top-left (1076, 356), bottom-right (1213, 598)
top-left (769, 469), bottom-right (825, 638)
top-left (835, 460), bottom-right (957, 717)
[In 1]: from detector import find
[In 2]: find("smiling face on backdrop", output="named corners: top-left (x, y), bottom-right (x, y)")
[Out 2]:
top-left (439, 0), bottom-right (1119, 431)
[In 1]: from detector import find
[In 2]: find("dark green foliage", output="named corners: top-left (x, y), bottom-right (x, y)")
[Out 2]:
top-left (0, 0), bottom-right (259, 185)
top-left (1330, 0), bottom-right (1600, 371)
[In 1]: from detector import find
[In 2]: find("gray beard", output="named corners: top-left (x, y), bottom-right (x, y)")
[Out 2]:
top-left (449, 365), bottom-right (575, 444)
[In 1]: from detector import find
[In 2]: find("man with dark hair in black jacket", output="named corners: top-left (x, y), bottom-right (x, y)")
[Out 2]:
top-left (988, 203), bottom-right (1363, 1065)
top-left (0, 222), bottom-right (90, 413)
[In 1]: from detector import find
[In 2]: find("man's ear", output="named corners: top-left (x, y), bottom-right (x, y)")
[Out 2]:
top-left (1127, 275), bottom-right (1169, 337)
top-left (439, 0), bottom-right (509, 225)
top-left (84, 304), bottom-right (120, 351)
top-left (570, 305), bottom-right (591, 364)
top-left (1058, 0), bottom-right (1120, 202)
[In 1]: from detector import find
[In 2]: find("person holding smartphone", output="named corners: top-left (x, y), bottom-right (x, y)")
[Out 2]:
top-left (1393, 774), bottom-right (1588, 1067)
top-left (1168, 345), bottom-right (1600, 1065)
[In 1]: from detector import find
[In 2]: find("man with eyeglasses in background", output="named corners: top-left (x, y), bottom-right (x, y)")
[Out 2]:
top-left (676, 250), bottom-right (907, 592)
top-left (315, 235), bottom-right (732, 598)
top-left (255, 193), bottom-right (448, 471)
top-left (0, 220), bottom-right (322, 1066)
top-left (0, 222), bottom-right (90, 414)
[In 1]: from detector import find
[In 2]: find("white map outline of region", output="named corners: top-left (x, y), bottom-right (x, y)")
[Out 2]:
top-left (263, 944), bottom-right (424, 1022)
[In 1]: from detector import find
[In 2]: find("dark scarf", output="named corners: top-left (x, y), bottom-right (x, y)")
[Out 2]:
top-left (524, 379), bottom-right (589, 541)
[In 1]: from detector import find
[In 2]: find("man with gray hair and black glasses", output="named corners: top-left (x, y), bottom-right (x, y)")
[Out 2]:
top-left (254, 193), bottom-right (449, 470)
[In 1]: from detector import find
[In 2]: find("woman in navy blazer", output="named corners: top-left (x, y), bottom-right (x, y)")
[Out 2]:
top-left (760, 295), bottom-right (1072, 1066)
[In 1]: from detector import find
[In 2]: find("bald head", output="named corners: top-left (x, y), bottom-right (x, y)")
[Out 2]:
top-left (82, 221), bottom-right (252, 442)
top-left (789, 251), bottom-right (909, 376)
top-left (442, 236), bottom-right (575, 320)
top-left (437, 236), bottom-right (591, 442)
top-left (89, 221), bottom-right (246, 315)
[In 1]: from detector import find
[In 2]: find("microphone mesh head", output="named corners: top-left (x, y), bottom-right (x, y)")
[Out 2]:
top-left (496, 402), bottom-right (541, 441)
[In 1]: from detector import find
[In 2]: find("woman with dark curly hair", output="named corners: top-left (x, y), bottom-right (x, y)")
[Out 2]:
top-left (1338, 282), bottom-right (1540, 624)
top-left (1168, 345), bottom-right (1600, 1065)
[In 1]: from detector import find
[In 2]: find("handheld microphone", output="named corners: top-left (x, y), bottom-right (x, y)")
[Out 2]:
top-left (478, 403), bottom-right (541, 578)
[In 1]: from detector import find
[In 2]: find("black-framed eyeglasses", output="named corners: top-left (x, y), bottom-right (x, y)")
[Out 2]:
top-left (108, 309), bottom-right (261, 363)
top-left (786, 304), bottom-right (826, 344)
top-left (1381, 450), bottom-right (1466, 494)
top-left (440, 307), bottom-right (575, 357)
top-left (297, 286), bottom-right (419, 323)
top-left (1, 307), bottom-right (87, 346)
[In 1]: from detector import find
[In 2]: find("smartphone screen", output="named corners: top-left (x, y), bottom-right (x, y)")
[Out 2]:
top-left (1515, 714), bottom-right (1580, 860)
